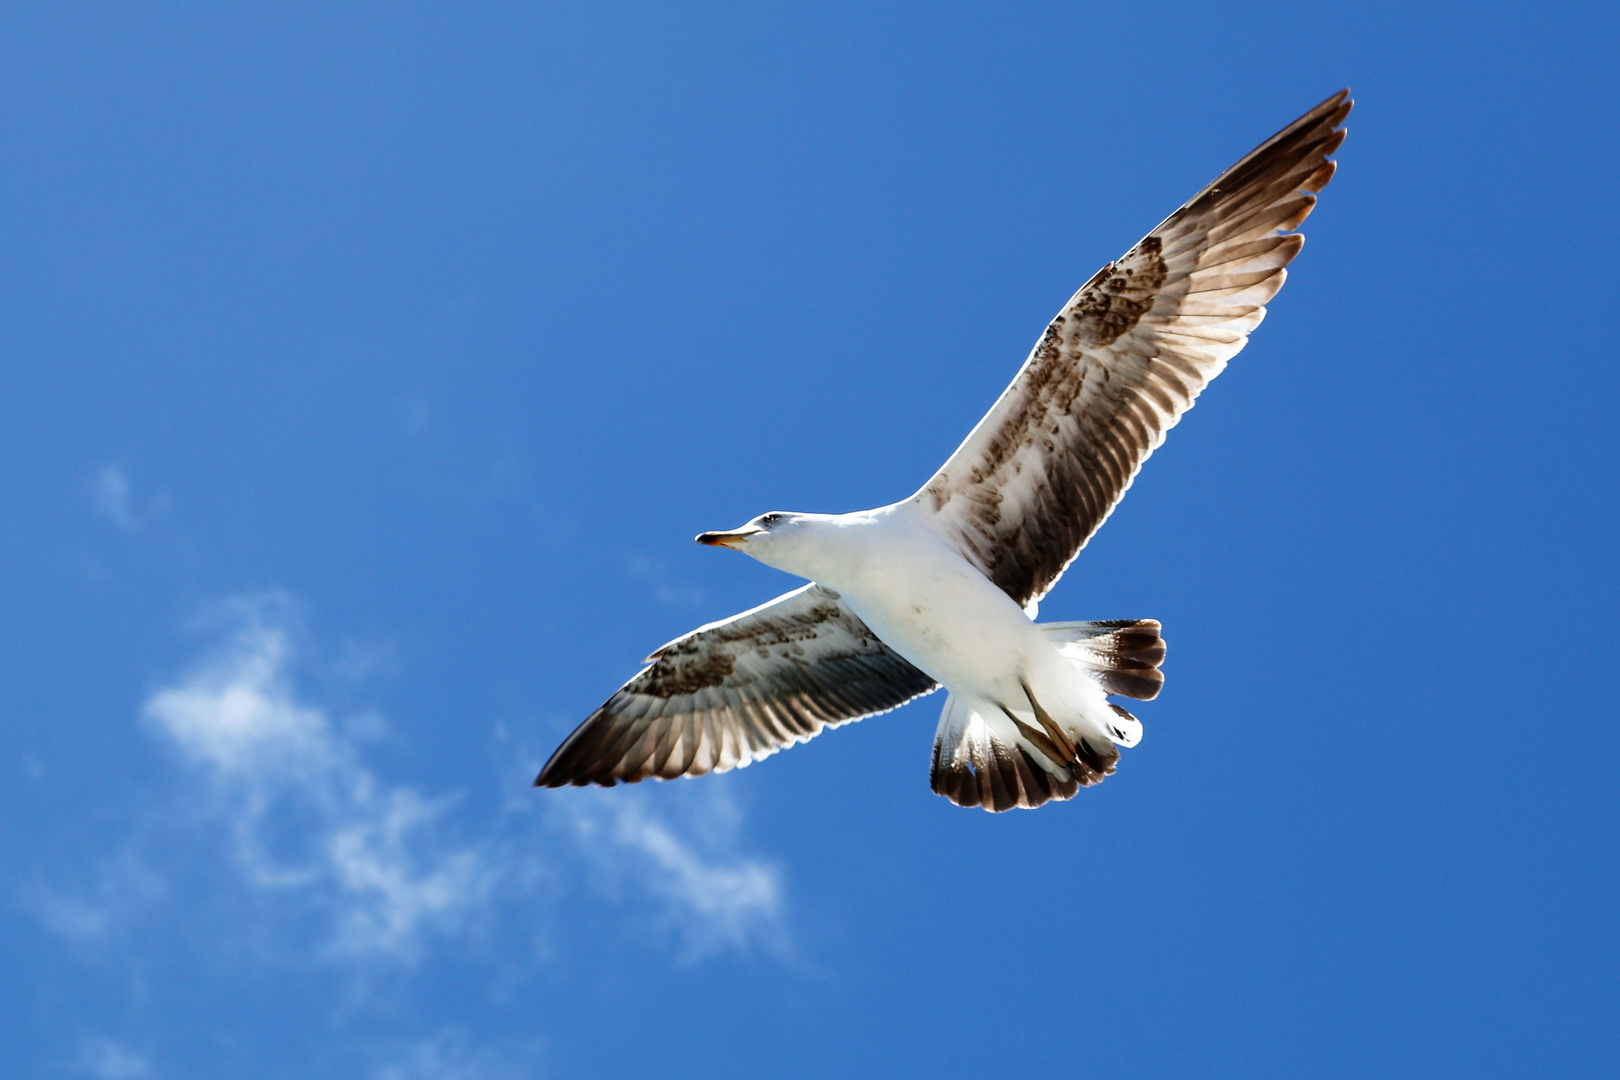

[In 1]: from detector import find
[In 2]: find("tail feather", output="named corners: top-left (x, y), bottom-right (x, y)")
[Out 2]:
top-left (930, 693), bottom-right (1114, 812)
top-left (1039, 619), bottom-right (1166, 701)
top-left (928, 619), bottom-right (1162, 812)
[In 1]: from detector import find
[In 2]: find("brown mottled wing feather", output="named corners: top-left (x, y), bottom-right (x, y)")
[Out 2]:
top-left (912, 92), bottom-right (1351, 608)
top-left (536, 584), bottom-right (939, 787)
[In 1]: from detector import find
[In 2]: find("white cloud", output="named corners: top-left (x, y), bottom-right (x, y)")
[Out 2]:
top-left (93, 466), bottom-right (165, 532)
top-left (626, 554), bottom-right (706, 609)
top-left (367, 1030), bottom-right (543, 1080)
top-left (16, 593), bottom-right (793, 1076)
top-left (21, 889), bottom-right (110, 942)
top-left (140, 597), bottom-right (495, 961)
top-left (549, 785), bottom-right (786, 961)
top-left (94, 467), bottom-right (138, 531)
top-left (146, 616), bottom-right (331, 778)
top-left (27, 593), bottom-right (788, 973)
top-left (75, 1037), bottom-right (151, 1079)
top-left (17, 849), bottom-right (165, 945)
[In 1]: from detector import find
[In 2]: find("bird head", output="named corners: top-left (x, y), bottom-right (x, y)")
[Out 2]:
top-left (696, 512), bottom-right (824, 575)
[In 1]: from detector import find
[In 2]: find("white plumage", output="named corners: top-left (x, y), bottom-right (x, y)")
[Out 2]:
top-left (538, 92), bottom-right (1350, 810)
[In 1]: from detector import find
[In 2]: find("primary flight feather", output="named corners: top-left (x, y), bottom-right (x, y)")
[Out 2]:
top-left (537, 91), bottom-right (1351, 811)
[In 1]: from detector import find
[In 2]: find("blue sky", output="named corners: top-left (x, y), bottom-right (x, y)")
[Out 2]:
top-left (3, 2), bottom-right (1616, 1077)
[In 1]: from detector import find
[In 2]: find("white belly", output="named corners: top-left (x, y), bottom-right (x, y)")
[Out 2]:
top-left (809, 515), bottom-right (1056, 705)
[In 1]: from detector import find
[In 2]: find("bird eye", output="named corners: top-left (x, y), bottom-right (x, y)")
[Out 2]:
top-left (760, 513), bottom-right (784, 527)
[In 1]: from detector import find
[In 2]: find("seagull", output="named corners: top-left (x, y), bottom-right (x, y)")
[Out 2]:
top-left (537, 91), bottom-right (1351, 811)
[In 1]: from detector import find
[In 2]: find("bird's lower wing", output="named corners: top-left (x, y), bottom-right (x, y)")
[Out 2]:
top-left (910, 91), bottom-right (1351, 610)
top-left (536, 583), bottom-right (939, 787)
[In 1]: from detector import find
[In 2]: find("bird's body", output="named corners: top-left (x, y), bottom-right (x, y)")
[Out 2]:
top-left (537, 92), bottom-right (1352, 810)
top-left (744, 506), bottom-right (1034, 694)
top-left (745, 504), bottom-right (1122, 761)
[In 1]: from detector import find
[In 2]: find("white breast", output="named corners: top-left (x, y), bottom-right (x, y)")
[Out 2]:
top-left (804, 507), bottom-right (1052, 702)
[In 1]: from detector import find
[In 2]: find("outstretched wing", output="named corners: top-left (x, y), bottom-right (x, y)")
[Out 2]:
top-left (536, 584), bottom-right (939, 786)
top-left (912, 92), bottom-right (1351, 609)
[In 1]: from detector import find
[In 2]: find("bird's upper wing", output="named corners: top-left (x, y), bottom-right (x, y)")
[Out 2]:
top-left (536, 583), bottom-right (939, 786)
top-left (909, 92), bottom-right (1351, 610)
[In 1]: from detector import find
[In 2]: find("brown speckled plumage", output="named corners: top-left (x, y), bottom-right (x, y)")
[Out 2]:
top-left (536, 584), bottom-right (938, 787)
top-left (917, 92), bottom-right (1350, 612)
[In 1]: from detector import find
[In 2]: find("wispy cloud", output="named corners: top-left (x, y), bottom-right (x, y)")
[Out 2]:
top-left (27, 593), bottom-right (787, 970)
top-left (19, 594), bottom-right (791, 1074)
top-left (626, 554), bottom-right (707, 609)
top-left (550, 784), bottom-right (787, 961)
top-left (93, 466), bottom-right (165, 532)
top-left (93, 467), bottom-right (138, 531)
top-left (137, 595), bottom-right (494, 960)
top-left (366, 1030), bottom-right (544, 1080)
top-left (74, 1037), bottom-right (152, 1080)
top-left (17, 848), bottom-right (165, 945)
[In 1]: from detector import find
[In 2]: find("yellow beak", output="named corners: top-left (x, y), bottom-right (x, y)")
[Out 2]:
top-left (695, 529), bottom-right (757, 550)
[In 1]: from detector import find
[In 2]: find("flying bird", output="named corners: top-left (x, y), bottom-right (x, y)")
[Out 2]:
top-left (538, 91), bottom-right (1351, 811)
